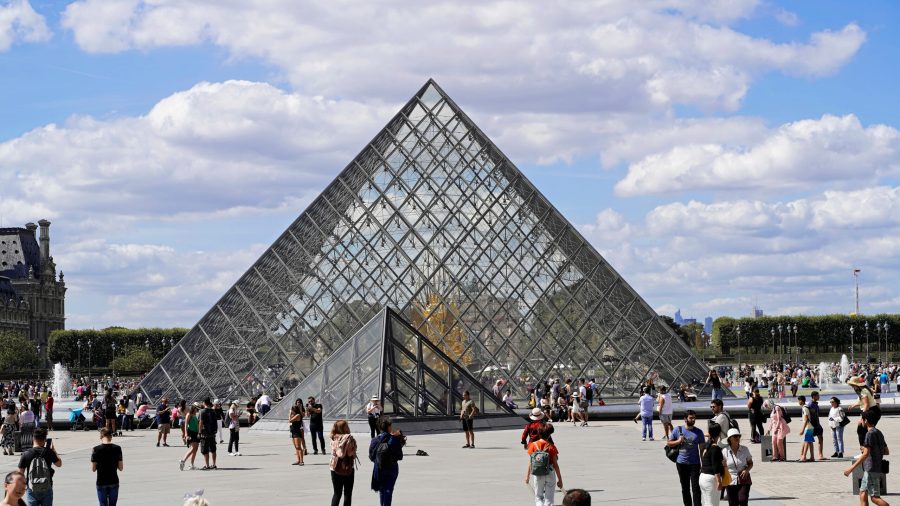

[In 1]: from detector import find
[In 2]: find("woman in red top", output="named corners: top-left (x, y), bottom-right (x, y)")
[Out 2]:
top-left (525, 426), bottom-right (563, 506)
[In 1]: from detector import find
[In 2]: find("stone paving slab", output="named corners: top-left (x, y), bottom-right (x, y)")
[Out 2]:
top-left (1, 415), bottom-right (896, 505)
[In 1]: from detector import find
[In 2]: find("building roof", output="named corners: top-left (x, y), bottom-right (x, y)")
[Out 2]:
top-left (0, 227), bottom-right (41, 280)
top-left (0, 276), bottom-right (20, 302)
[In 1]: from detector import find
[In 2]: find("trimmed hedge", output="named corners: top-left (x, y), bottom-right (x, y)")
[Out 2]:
top-left (712, 314), bottom-right (900, 355)
top-left (48, 328), bottom-right (187, 367)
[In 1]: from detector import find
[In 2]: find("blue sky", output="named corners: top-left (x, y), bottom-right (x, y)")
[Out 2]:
top-left (2, 0), bottom-right (899, 328)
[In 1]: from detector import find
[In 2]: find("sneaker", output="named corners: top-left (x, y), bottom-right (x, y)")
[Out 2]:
top-left (236, 452), bottom-right (241, 456)
top-left (187, 465), bottom-right (195, 470)
top-left (641, 437), bottom-right (646, 441)
top-left (313, 451), bottom-right (318, 455)
top-left (649, 437), bottom-right (655, 441)
top-left (838, 453), bottom-right (844, 458)
top-left (156, 443), bottom-right (160, 447)
top-left (201, 466), bottom-right (211, 470)
top-left (179, 460), bottom-right (185, 471)
top-left (831, 452), bottom-right (839, 458)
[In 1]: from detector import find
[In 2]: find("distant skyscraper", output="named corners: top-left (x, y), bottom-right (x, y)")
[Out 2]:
top-left (704, 317), bottom-right (713, 334)
top-left (674, 309), bottom-right (684, 325)
top-left (753, 306), bottom-right (764, 318)
top-left (682, 318), bottom-right (697, 325)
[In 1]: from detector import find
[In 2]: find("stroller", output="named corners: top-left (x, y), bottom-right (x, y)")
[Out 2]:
top-left (69, 408), bottom-right (87, 431)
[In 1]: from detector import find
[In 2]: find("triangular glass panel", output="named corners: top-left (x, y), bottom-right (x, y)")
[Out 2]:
top-left (140, 80), bottom-right (719, 408)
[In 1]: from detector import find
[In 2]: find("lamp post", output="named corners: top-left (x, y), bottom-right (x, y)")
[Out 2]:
top-left (77, 339), bottom-right (82, 369)
top-left (36, 344), bottom-right (41, 369)
top-left (736, 325), bottom-right (741, 369)
top-left (88, 339), bottom-right (93, 381)
top-left (793, 323), bottom-right (799, 363)
top-left (886, 323), bottom-right (891, 363)
top-left (778, 324), bottom-right (784, 365)
top-left (770, 327), bottom-right (775, 367)
top-left (111, 341), bottom-right (116, 387)
top-left (865, 321), bottom-right (870, 363)
top-left (850, 325), bottom-right (855, 364)
top-left (877, 322), bottom-right (883, 363)
top-left (145, 338), bottom-right (150, 350)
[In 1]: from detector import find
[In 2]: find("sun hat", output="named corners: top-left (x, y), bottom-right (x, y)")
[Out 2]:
top-left (529, 408), bottom-right (544, 421)
top-left (847, 376), bottom-right (866, 388)
top-left (571, 391), bottom-right (580, 398)
top-left (726, 428), bottom-right (741, 440)
top-left (370, 395), bottom-right (380, 401)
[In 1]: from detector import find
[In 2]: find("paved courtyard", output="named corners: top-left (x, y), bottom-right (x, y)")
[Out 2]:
top-left (2, 415), bottom-right (896, 505)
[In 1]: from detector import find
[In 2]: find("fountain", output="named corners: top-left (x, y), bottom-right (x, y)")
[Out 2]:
top-left (839, 354), bottom-right (850, 383)
top-left (818, 362), bottom-right (831, 390)
top-left (52, 363), bottom-right (73, 399)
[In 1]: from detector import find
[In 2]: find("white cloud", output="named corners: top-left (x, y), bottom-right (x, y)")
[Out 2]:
top-left (0, 80), bottom-right (393, 228)
top-left (616, 114), bottom-right (900, 196)
top-left (60, 0), bottom-right (865, 113)
top-left (0, 0), bottom-right (50, 51)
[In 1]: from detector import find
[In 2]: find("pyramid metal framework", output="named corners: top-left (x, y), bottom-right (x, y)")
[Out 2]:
top-left (253, 307), bottom-right (518, 430)
top-left (138, 79), bottom-right (715, 405)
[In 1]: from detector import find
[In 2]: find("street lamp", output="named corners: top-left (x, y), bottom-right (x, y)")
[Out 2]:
top-left (88, 339), bottom-right (93, 380)
top-left (35, 344), bottom-right (41, 369)
top-left (770, 327), bottom-right (776, 366)
top-left (778, 324), bottom-right (784, 365)
top-left (886, 323), bottom-right (891, 363)
top-left (77, 339), bottom-right (82, 369)
top-left (111, 341), bottom-right (117, 386)
top-left (793, 323), bottom-right (798, 363)
top-left (877, 322), bottom-right (883, 363)
top-left (736, 325), bottom-right (741, 369)
top-left (145, 338), bottom-right (150, 350)
top-left (850, 325), bottom-right (855, 364)
top-left (865, 321), bottom-right (870, 363)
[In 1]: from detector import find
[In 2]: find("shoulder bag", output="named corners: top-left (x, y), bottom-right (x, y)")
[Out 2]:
top-left (665, 427), bottom-right (682, 463)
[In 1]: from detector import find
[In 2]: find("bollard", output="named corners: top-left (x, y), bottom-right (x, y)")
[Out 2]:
top-left (852, 465), bottom-right (888, 495)
top-left (761, 435), bottom-right (787, 462)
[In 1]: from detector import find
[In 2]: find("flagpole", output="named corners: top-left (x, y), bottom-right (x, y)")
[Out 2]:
top-left (854, 268), bottom-right (861, 316)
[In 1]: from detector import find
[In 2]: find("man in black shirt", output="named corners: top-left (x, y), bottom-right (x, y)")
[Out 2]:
top-left (198, 398), bottom-right (218, 470)
top-left (17, 428), bottom-right (61, 505)
top-left (91, 428), bottom-right (123, 505)
top-left (808, 391), bottom-right (827, 461)
top-left (306, 396), bottom-right (325, 455)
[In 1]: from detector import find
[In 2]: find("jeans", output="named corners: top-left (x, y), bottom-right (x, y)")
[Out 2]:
top-left (377, 466), bottom-right (399, 506)
top-left (368, 416), bottom-right (378, 439)
top-left (311, 427), bottom-right (326, 453)
top-left (124, 414), bottom-right (134, 431)
top-left (330, 470), bottom-right (354, 506)
top-left (641, 415), bottom-right (653, 439)
top-left (832, 426), bottom-right (844, 455)
top-left (698, 473), bottom-right (720, 506)
top-left (96, 485), bottom-right (119, 506)
top-left (25, 487), bottom-right (53, 506)
top-left (228, 428), bottom-right (240, 453)
top-left (676, 463), bottom-right (701, 506)
top-left (259, 404), bottom-right (271, 416)
top-left (712, 388), bottom-right (723, 401)
top-left (531, 473), bottom-right (555, 506)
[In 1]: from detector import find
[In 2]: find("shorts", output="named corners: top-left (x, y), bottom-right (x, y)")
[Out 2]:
top-left (861, 471), bottom-right (885, 497)
top-left (200, 435), bottom-right (217, 455)
top-left (461, 417), bottom-right (474, 432)
top-left (660, 414), bottom-right (672, 425)
top-left (158, 423), bottom-right (171, 435)
top-left (290, 427), bottom-right (304, 439)
top-left (813, 425), bottom-right (823, 438)
top-left (803, 428), bottom-right (815, 443)
top-left (186, 430), bottom-right (200, 444)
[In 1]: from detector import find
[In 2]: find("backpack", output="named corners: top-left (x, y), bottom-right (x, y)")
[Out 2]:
top-left (585, 386), bottom-right (593, 400)
top-left (370, 434), bottom-right (396, 470)
top-left (529, 440), bottom-right (552, 476)
top-left (26, 448), bottom-right (52, 493)
top-left (332, 435), bottom-right (357, 476)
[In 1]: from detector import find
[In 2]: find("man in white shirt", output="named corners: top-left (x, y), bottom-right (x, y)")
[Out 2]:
top-left (255, 393), bottom-right (273, 416)
top-left (658, 386), bottom-right (674, 439)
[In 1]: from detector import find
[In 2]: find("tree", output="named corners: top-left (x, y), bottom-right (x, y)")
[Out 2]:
top-left (659, 315), bottom-right (692, 348)
top-left (109, 346), bottom-right (157, 373)
top-left (0, 332), bottom-right (40, 372)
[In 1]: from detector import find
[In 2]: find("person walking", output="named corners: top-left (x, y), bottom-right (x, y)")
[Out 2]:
top-left (227, 402), bottom-right (241, 456)
top-left (521, 408), bottom-right (555, 449)
top-left (828, 397), bottom-right (846, 458)
top-left (91, 428), bottom-right (123, 506)
top-left (2, 404), bottom-right (18, 456)
top-left (213, 401), bottom-right (225, 444)
top-left (746, 389), bottom-right (764, 444)
top-left (369, 417), bottom-right (405, 506)
top-left (766, 404), bottom-right (790, 462)
top-left (699, 423), bottom-right (726, 506)
top-left (17, 428), bottom-right (61, 506)
top-left (307, 397), bottom-right (325, 455)
top-left (460, 391), bottom-right (477, 448)
top-left (525, 425), bottom-right (563, 506)
top-left (289, 400), bottom-right (306, 465)
top-left (667, 409), bottom-right (704, 506)
top-left (807, 392), bottom-right (827, 461)
top-left (722, 429), bottom-right (753, 506)
top-left (365, 396), bottom-right (381, 439)
top-left (178, 404), bottom-right (200, 471)
top-left (659, 386), bottom-right (674, 440)
top-left (121, 395), bottom-right (134, 432)
top-left (329, 420), bottom-right (357, 506)
top-left (848, 376), bottom-right (878, 447)
top-left (634, 388), bottom-right (654, 441)
top-left (43, 393), bottom-right (53, 433)
top-left (843, 408), bottom-right (890, 506)
top-left (797, 395), bottom-right (814, 462)
top-left (197, 398), bottom-right (218, 471)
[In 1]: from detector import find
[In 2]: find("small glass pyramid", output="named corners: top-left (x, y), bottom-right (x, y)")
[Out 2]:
top-left (254, 307), bottom-right (518, 427)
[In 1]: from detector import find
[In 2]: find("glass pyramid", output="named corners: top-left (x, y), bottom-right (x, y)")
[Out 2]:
top-left (138, 79), bottom-right (717, 405)
top-left (252, 307), bottom-right (517, 429)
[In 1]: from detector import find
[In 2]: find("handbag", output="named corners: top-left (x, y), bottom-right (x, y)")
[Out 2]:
top-left (665, 427), bottom-right (682, 463)
top-left (839, 409), bottom-right (851, 428)
top-left (882, 460), bottom-right (890, 474)
top-left (721, 466), bottom-right (732, 487)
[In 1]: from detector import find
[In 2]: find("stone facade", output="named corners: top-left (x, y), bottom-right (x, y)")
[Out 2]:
top-left (0, 220), bottom-right (66, 359)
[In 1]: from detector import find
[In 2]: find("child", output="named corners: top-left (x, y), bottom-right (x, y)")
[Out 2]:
top-left (798, 395), bottom-right (814, 462)
top-left (525, 425), bottom-right (563, 506)
top-left (843, 409), bottom-right (890, 506)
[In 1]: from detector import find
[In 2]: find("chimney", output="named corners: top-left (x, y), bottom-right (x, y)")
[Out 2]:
top-left (25, 222), bottom-right (37, 233)
top-left (38, 219), bottom-right (50, 261)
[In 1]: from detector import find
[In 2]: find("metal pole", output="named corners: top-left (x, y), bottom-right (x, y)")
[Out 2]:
top-left (855, 269), bottom-right (860, 316)
top-left (865, 321), bottom-right (870, 363)
top-left (736, 325), bottom-right (741, 371)
top-left (850, 326), bottom-right (855, 364)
